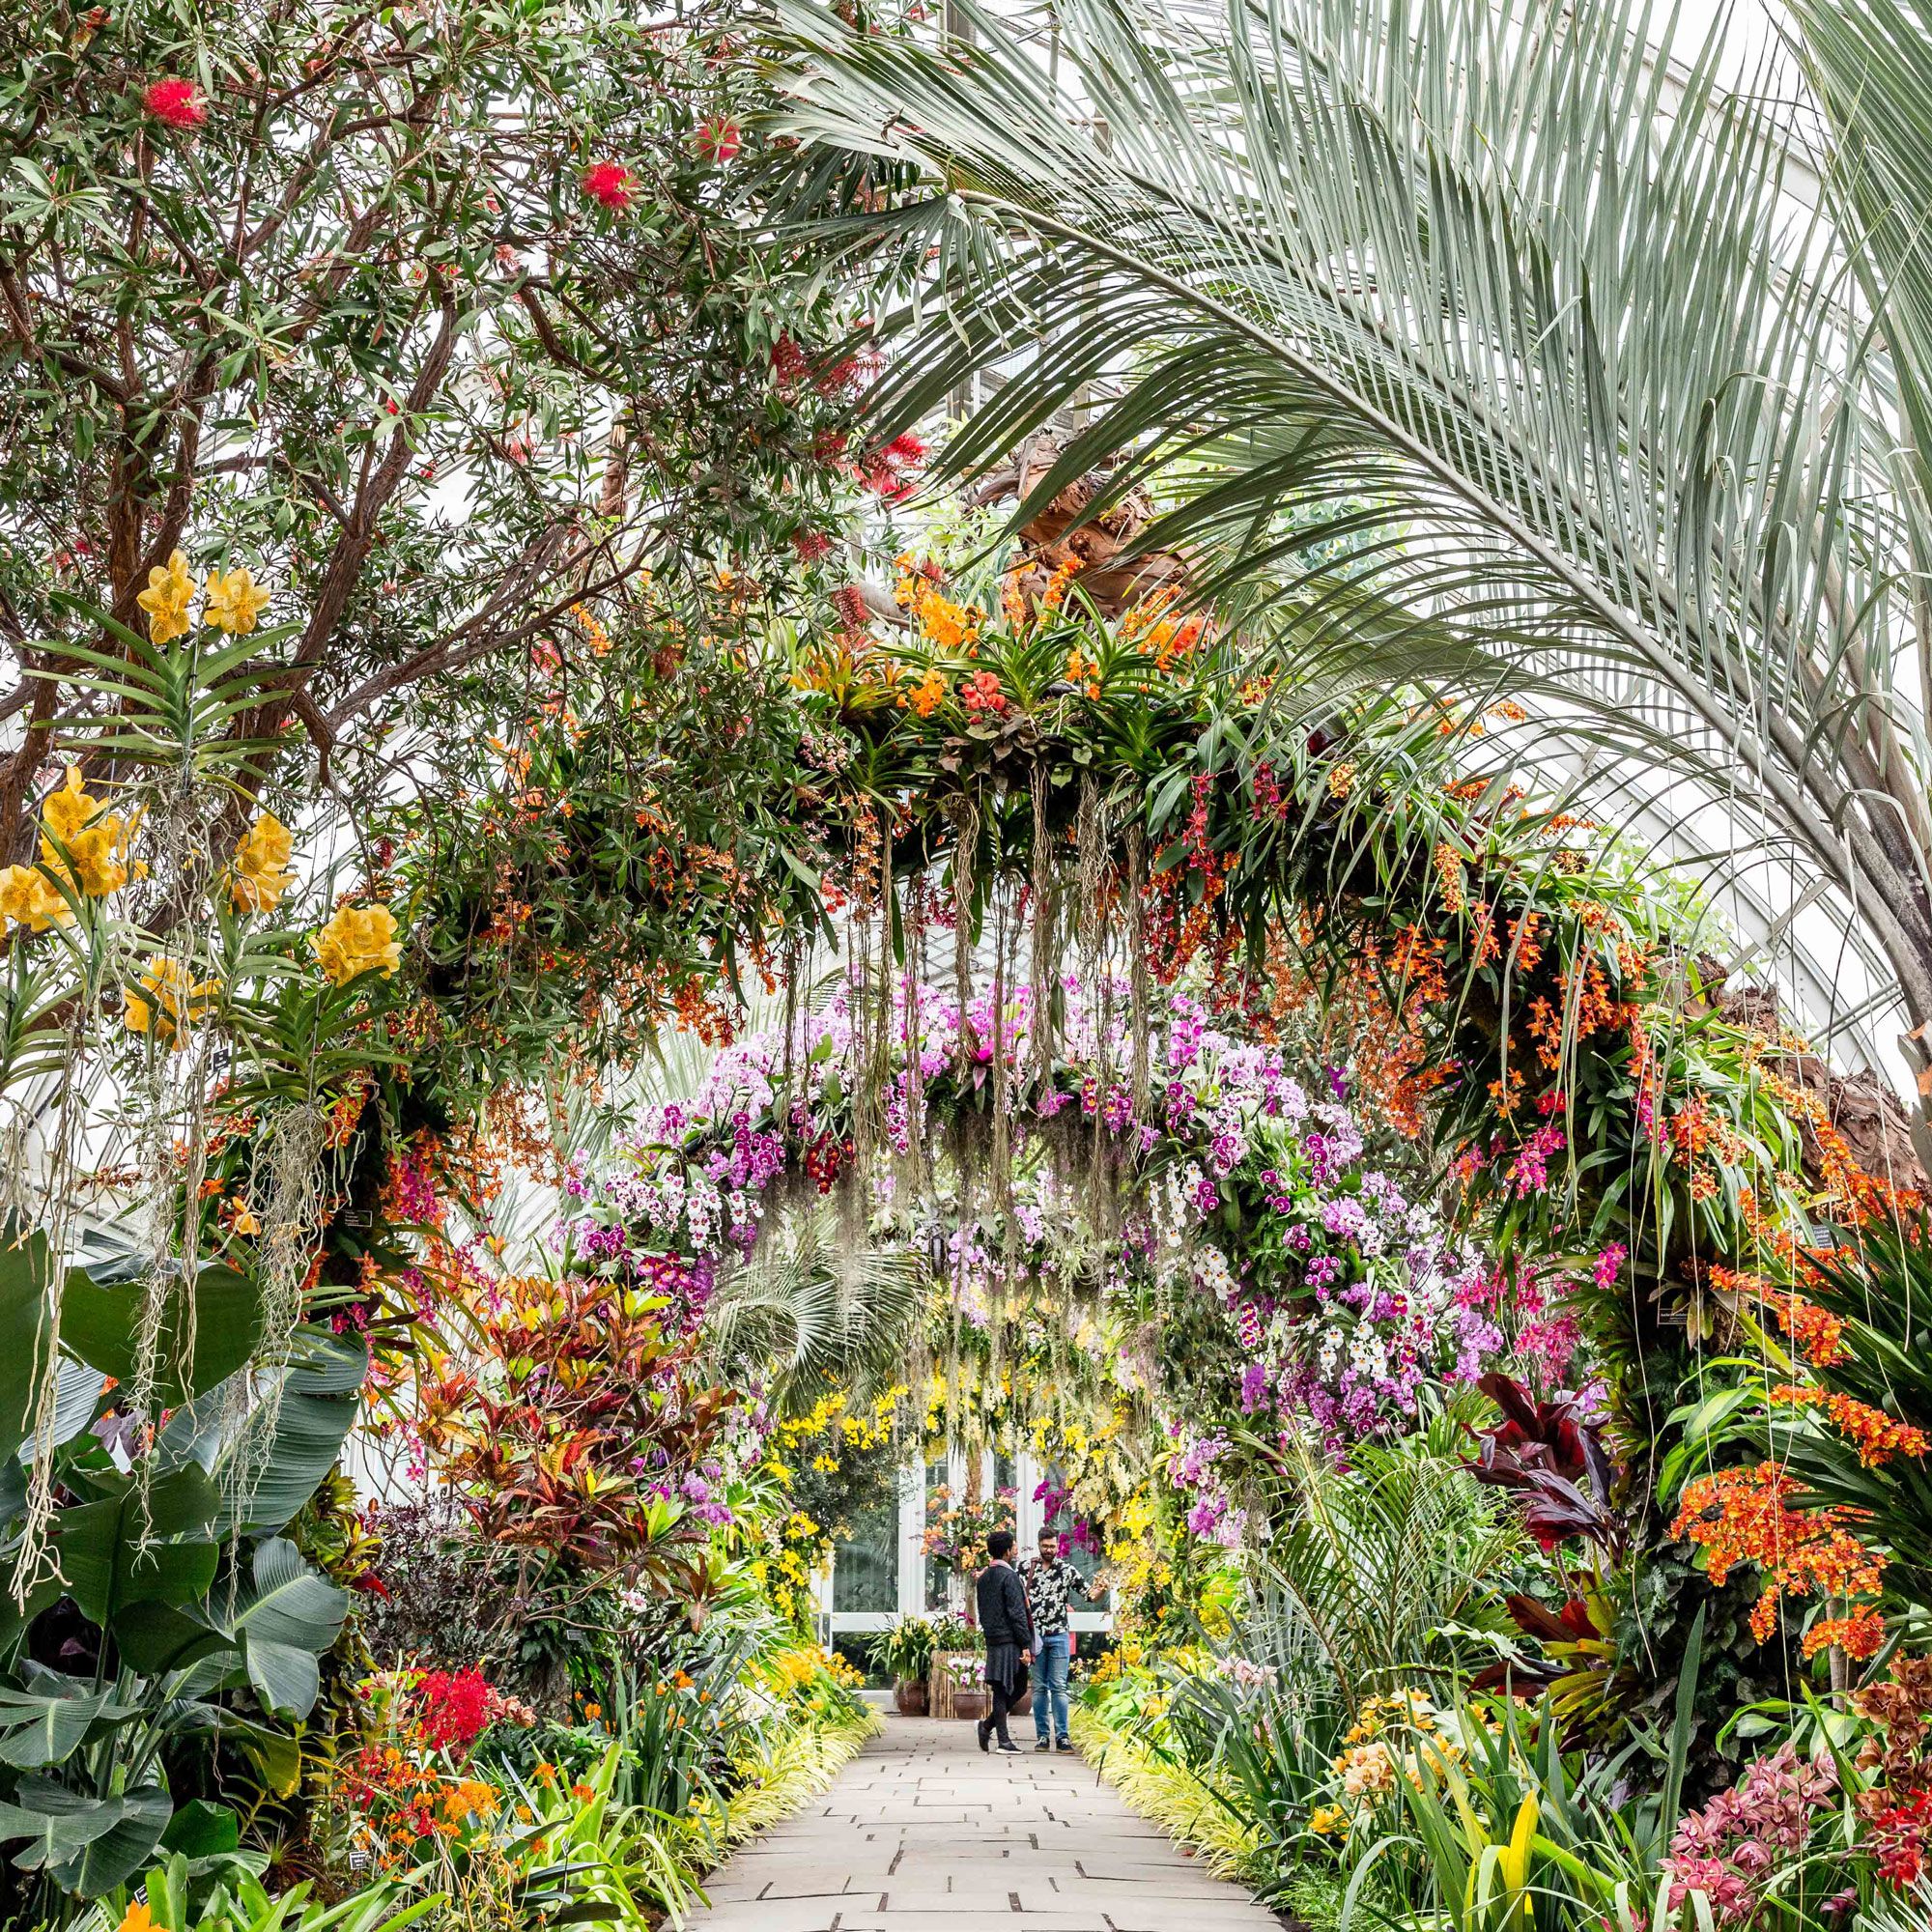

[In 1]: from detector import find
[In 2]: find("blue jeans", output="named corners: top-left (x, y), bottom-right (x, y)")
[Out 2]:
top-left (1032, 1632), bottom-right (1070, 1741)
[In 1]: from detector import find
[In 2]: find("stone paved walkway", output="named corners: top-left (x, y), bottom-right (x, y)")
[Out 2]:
top-left (683, 1716), bottom-right (1280, 1931)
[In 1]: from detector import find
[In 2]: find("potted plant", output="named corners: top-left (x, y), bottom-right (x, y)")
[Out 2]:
top-left (924, 1613), bottom-right (987, 1719)
top-left (942, 1652), bottom-right (990, 1723)
top-left (867, 1614), bottom-right (939, 1715)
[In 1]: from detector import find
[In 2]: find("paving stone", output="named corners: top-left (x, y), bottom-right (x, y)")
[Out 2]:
top-left (678, 1719), bottom-right (1278, 1931)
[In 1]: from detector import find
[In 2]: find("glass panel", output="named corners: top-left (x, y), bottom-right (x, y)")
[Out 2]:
top-left (923, 1458), bottom-right (954, 1610)
top-left (925, 1555), bottom-right (954, 1612)
top-left (832, 1492), bottom-right (897, 1613)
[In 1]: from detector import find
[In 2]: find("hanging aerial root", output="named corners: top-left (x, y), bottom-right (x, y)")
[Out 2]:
top-left (12, 1010), bottom-right (94, 1606)
top-left (1127, 823), bottom-right (1151, 1120)
top-left (224, 1099), bottom-right (332, 1532)
top-left (949, 796), bottom-right (979, 1075)
top-left (1029, 762), bottom-right (1059, 1091)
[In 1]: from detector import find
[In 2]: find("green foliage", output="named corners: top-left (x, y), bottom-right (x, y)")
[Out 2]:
top-left (1264, 1420), bottom-right (1523, 1711)
top-left (0, 1237), bottom-right (358, 1915)
top-left (95, 1854), bottom-right (437, 1932)
top-left (774, 0), bottom-right (1932, 1045)
top-left (0, 0), bottom-right (867, 866)
top-left (867, 1614), bottom-right (938, 1683)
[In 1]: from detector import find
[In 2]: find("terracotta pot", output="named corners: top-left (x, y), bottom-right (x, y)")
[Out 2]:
top-left (895, 1677), bottom-right (930, 1716)
top-left (952, 1688), bottom-right (991, 1722)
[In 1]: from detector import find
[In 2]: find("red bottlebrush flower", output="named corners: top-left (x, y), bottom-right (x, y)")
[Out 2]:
top-left (771, 335), bottom-right (810, 387)
top-left (696, 118), bottom-right (741, 163)
top-left (831, 583), bottom-right (869, 631)
top-left (791, 528), bottom-right (833, 563)
top-left (816, 356), bottom-right (855, 396)
top-left (860, 454), bottom-right (918, 503)
top-left (582, 160), bottom-right (636, 211)
top-left (883, 431), bottom-right (928, 465)
top-left (143, 78), bottom-right (207, 128)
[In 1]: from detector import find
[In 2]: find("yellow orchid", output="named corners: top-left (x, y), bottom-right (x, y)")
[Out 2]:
top-left (136, 550), bottom-right (196, 642)
top-left (126, 957), bottom-right (217, 1048)
top-left (203, 565), bottom-right (271, 636)
top-left (41, 767), bottom-right (98, 847)
top-left (230, 812), bottom-right (296, 911)
top-left (37, 767), bottom-right (132, 897)
top-left (313, 902), bottom-right (402, 985)
top-left (0, 865), bottom-right (71, 933)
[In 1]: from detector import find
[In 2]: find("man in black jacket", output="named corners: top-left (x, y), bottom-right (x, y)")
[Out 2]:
top-left (974, 1529), bottom-right (1034, 1754)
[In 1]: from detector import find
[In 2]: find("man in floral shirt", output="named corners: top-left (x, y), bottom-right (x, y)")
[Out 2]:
top-left (1018, 1528), bottom-right (1088, 1751)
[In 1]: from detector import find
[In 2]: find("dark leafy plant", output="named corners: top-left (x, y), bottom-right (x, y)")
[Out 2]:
top-left (1465, 1373), bottom-right (1627, 1562)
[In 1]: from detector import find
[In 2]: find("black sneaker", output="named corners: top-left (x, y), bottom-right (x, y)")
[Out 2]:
top-left (977, 1719), bottom-right (991, 1753)
top-left (1035, 1739), bottom-right (1051, 1752)
top-left (997, 1738), bottom-right (1023, 1753)
top-left (1056, 1739), bottom-right (1075, 1753)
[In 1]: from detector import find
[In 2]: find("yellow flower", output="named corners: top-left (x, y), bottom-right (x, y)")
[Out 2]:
top-left (126, 957), bottom-right (217, 1048)
top-left (1310, 1804), bottom-right (1350, 1837)
top-left (136, 550), bottom-right (196, 643)
top-left (203, 565), bottom-right (271, 636)
top-left (42, 767), bottom-right (97, 847)
top-left (118, 1905), bottom-right (155, 1932)
top-left (230, 812), bottom-right (296, 911)
top-left (0, 865), bottom-right (71, 933)
top-left (314, 902), bottom-right (401, 985)
top-left (39, 767), bottom-right (131, 896)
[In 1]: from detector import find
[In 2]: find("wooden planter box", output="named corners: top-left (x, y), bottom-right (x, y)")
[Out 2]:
top-left (928, 1650), bottom-right (985, 1720)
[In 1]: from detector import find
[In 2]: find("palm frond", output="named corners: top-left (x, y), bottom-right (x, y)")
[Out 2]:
top-left (1262, 1420), bottom-right (1521, 1706)
top-left (704, 1207), bottom-right (928, 1411)
top-left (772, 0), bottom-right (1932, 1050)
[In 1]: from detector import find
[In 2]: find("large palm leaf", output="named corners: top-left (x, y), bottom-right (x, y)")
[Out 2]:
top-left (770, 0), bottom-right (1932, 1054)
top-left (1262, 1425), bottom-right (1521, 1706)
top-left (703, 1206), bottom-right (929, 1412)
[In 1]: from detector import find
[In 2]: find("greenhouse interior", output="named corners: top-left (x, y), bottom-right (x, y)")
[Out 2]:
top-left (4, 0), bottom-right (1932, 1927)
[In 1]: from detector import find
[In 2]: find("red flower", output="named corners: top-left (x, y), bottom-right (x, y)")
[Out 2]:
top-left (771, 335), bottom-right (810, 387)
top-left (143, 78), bottom-right (206, 128)
top-left (696, 118), bottom-right (741, 163)
top-left (413, 1666), bottom-right (497, 1751)
top-left (791, 529), bottom-right (833, 563)
top-left (582, 161), bottom-right (635, 212)
top-left (962, 669), bottom-right (1009, 719)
